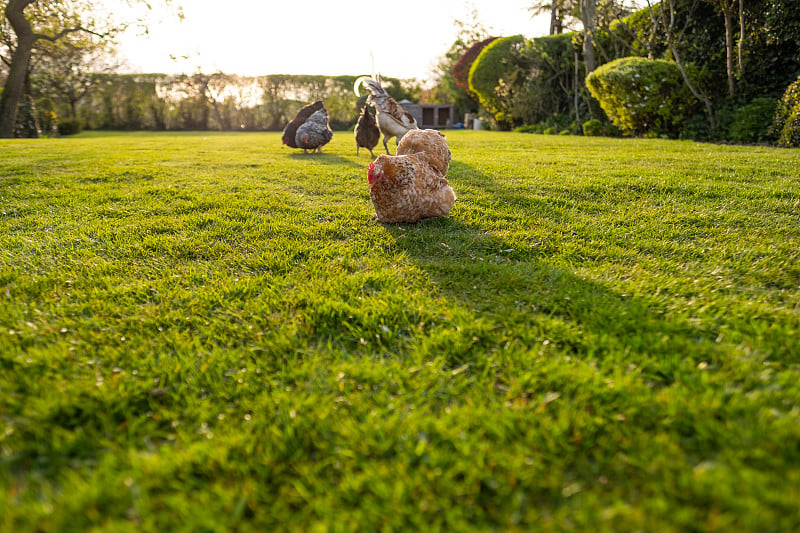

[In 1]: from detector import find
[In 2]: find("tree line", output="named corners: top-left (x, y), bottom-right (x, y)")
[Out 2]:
top-left (33, 72), bottom-right (418, 134)
top-left (1, 0), bottom-right (422, 136)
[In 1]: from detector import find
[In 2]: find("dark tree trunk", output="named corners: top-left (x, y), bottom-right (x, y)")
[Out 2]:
top-left (581, 0), bottom-right (597, 75)
top-left (549, 4), bottom-right (563, 35)
top-left (737, 0), bottom-right (744, 83)
top-left (14, 94), bottom-right (39, 138)
top-left (0, 0), bottom-right (38, 138)
top-left (14, 71), bottom-right (40, 137)
top-left (722, 3), bottom-right (736, 96)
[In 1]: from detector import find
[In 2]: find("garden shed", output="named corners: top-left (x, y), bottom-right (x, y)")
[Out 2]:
top-left (398, 101), bottom-right (457, 129)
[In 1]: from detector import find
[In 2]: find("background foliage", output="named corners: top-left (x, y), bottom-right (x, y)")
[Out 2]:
top-left (586, 57), bottom-right (698, 136)
top-left (467, 35), bottom-right (525, 129)
top-left (499, 33), bottom-right (583, 130)
top-left (463, 0), bottom-right (800, 142)
top-left (24, 73), bottom-right (421, 133)
top-left (770, 76), bottom-right (800, 148)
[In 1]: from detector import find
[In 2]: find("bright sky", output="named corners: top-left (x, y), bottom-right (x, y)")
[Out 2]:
top-left (115, 1), bottom-right (550, 81)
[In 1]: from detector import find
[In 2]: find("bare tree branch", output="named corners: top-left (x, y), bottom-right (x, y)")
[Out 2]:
top-left (648, 0), bottom-right (715, 129)
top-left (33, 25), bottom-right (111, 43)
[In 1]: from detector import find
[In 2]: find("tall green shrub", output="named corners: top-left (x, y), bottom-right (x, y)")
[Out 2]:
top-left (452, 37), bottom-right (498, 91)
top-left (770, 77), bottom-right (800, 148)
top-left (729, 98), bottom-right (779, 143)
top-left (35, 97), bottom-right (58, 136)
top-left (468, 35), bottom-right (525, 123)
top-left (57, 118), bottom-right (82, 136)
top-left (586, 57), bottom-right (698, 136)
top-left (500, 33), bottom-right (581, 128)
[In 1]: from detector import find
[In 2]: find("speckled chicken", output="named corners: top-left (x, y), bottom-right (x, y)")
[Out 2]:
top-left (367, 129), bottom-right (456, 223)
top-left (354, 104), bottom-right (380, 157)
top-left (281, 100), bottom-right (333, 153)
top-left (354, 76), bottom-right (418, 154)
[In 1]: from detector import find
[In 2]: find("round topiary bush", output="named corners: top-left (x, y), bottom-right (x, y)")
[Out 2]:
top-left (771, 77), bottom-right (800, 148)
top-left (585, 57), bottom-right (698, 136)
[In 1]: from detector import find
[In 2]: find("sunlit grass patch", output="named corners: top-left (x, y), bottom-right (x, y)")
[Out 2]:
top-left (1, 131), bottom-right (799, 531)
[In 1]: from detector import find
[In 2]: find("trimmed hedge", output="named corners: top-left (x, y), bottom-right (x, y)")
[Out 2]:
top-left (452, 37), bottom-right (498, 92)
top-left (468, 35), bottom-right (525, 121)
top-left (771, 77), bottom-right (800, 148)
top-left (585, 57), bottom-right (698, 136)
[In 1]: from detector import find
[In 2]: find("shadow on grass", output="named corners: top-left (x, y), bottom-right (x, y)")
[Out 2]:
top-left (382, 160), bottom-right (722, 378)
top-left (287, 151), bottom-right (362, 168)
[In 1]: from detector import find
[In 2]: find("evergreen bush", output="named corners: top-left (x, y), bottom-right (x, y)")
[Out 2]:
top-left (729, 98), bottom-right (779, 143)
top-left (586, 57), bottom-right (698, 136)
top-left (582, 119), bottom-right (604, 136)
top-left (679, 113), bottom-right (713, 141)
top-left (770, 77), bottom-right (800, 148)
top-left (57, 118), bottom-right (83, 136)
top-left (502, 33), bottom-right (580, 128)
top-left (35, 98), bottom-right (58, 136)
top-left (468, 35), bottom-right (525, 123)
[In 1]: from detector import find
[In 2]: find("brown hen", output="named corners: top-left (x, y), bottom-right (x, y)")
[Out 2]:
top-left (354, 104), bottom-right (380, 157)
top-left (367, 129), bottom-right (456, 223)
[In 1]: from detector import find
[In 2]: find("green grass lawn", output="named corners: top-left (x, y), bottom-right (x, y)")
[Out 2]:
top-left (1, 130), bottom-right (799, 531)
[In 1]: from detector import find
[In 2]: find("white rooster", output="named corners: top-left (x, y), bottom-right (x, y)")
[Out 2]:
top-left (354, 75), bottom-right (418, 154)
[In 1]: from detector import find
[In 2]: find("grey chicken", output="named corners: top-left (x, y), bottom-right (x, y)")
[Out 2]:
top-left (282, 100), bottom-right (322, 148)
top-left (282, 101), bottom-right (333, 153)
